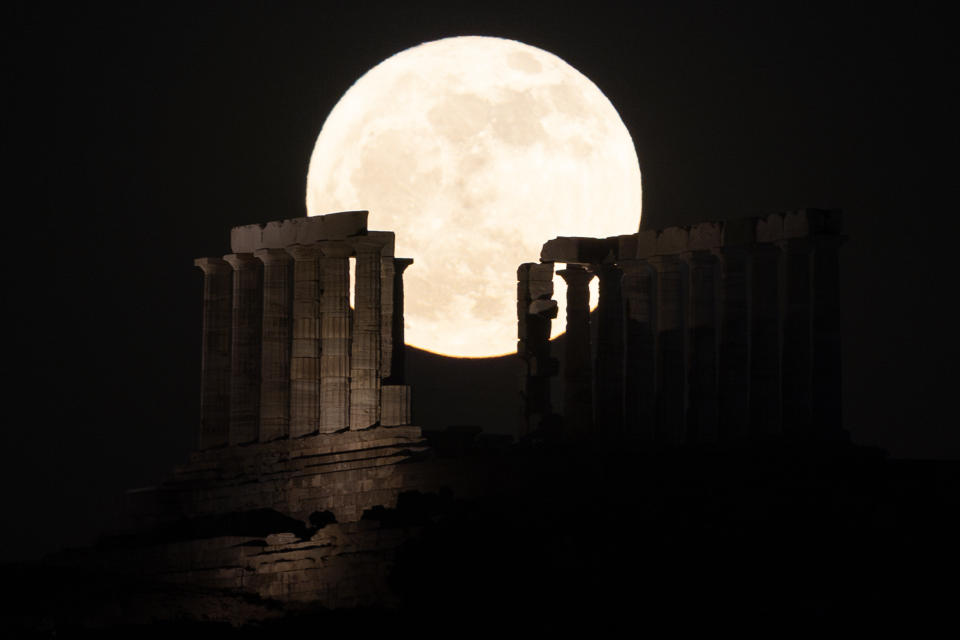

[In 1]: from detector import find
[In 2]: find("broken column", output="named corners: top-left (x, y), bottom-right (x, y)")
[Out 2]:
top-left (350, 240), bottom-right (382, 429)
top-left (517, 262), bottom-right (557, 436)
top-left (223, 253), bottom-right (263, 445)
top-left (557, 265), bottom-right (594, 439)
top-left (809, 211), bottom-right (843, 436)
top-left (286, 244), bottom-right (323, 438)
top-left (319, 244), bottom-right (352, 432)
top-left (254, 248), bottom-right (293, 441)
top-left (194, 257), bottom-right (233, 450)
top-left (594, 262), bottom-right (624, 439)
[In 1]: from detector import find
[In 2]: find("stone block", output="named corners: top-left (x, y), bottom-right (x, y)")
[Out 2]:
top-left (688, 222), bottom-right (722, 250)
top-left (655, 227), bottom-right (689, 255)
top-left (756, 213), bottom-right (784, 243)
top-left (540, 236), bottom-right (616, 264)
top-left (634, 229), bottom-right (658, 258)
top-left (722, 217), bottom-right (757, 246)
top-left (528, 298), bottom-right (558, 319)
top-left (231, 211), bottom-right (369, 252)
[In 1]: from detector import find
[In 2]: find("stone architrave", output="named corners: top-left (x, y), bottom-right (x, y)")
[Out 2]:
top-left (320, 244), bottom-right (352, 432)
top-left (285, 244), bottom-right (323, 438)
top-left (595, 263), bottom-right (625, 439)
top-left (223, 253), bottom-right (263, 445)
top-left (620, 259), bottom-right (656, 442)
top-left (750, 243), bottom-right (782, 436)
top-left (557, 265), bottom-right (594, 439)
top-left (350, 241), bottom-right (382, 429)
top-left (683, 251), bottom-right (719, 443)
top-left (194, 258), bottom-right (233, 450)
top-left (254, 249), bottom-right (293, 442)
top-left (651, 255), bottom-right (685, 444)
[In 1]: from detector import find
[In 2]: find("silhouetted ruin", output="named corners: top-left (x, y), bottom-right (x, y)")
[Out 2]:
top-left (518, 209), bottom-right (844, 444)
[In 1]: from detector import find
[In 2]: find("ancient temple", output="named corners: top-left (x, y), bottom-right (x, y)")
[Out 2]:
top-left (128, 211), bottom-right (430, 527)
top-left (518, 209), bottom-right (844, 444)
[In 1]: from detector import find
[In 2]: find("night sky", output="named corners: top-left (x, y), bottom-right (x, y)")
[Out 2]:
top-left (2, 1), bottom-right (955, 562)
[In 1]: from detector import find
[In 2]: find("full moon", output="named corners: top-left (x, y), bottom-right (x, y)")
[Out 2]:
top-left (306, 36), bottom-right (642, 358)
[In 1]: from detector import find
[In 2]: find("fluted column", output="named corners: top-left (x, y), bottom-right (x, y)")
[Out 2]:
top-left (621, 259), bottom-right (656, 442)
top-left (350, 241), bottom-right (382, 429)
top-left (750, 243), bottom-right (782, 436)
top-left (223, 253), bottom-right (262, 445)
top-left (254, 249), bottom-right (293, 441)
top-left (811, 233), bottom-right (842, 436)
top-left (557, 265), bottom-right (594, 439)
top-left (194, 258), bottom-right (232, 450)
top-left (381, 258), bottom-right (413, 424)
top-left (718, 246), bottom-right (751, 439)
top-left (595, 263), bottom-right (624, 439)
top-left (778, 238), bottom-right (812, 437)
top-left (320, 244), bottom-right (352, 432)
top-left (684, 251), bottom-right (718, 443)
top-left (285, 244), bottom-right (323, 438)
top-left (651, 255), bottom-right (686, 444)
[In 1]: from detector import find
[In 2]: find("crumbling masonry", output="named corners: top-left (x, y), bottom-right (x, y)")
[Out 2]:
top-left (518, 209), bottom-right (844, 443)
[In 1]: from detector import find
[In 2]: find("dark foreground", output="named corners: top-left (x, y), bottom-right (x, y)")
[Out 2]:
top-left (4, 438), bottom-right (959, 635)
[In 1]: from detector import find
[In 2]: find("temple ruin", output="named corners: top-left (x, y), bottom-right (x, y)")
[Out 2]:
top-left (518, 209), bottom-right (844, 444)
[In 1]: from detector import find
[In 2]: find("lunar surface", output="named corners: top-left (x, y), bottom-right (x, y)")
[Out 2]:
top-left (307, 36), bottom-right (642, 358)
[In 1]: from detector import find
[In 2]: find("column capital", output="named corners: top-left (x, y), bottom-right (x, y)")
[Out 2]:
top-left (395, 257), bottom-right (413, 274)
top-left (194, 257), bottom-right (231, 275)
top-left (648, 253), bottom-right (683, 270)
top-left (680, 249), bottom-right (719, 266)
top-left (351, 236), bottom-right (391, 255)
top-left (285, 243), bottom-right (324, 262)
top-left (254, 248), bottom-right (293, 265)
top-left (223, 253), bottom-right (260, 270)
top-left (557, 264), bottom-right (594, 287)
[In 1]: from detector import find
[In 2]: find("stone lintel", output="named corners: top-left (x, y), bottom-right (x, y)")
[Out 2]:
top-left (783, 209), bottom-right (843, 239)
top-left (616, 234), bottom-right (637, 260)
top-left (357, 231), bottom-right (395, 256)
top-left (319, 241), bottom-right (355, 258)
top-left (655, 227), bottom-right (690, 255)
top-left (231, 211), bottom-right (369, 253)
top-left (756, 214), bottom-right (785, 243)
top-left (540, 236), bottom-right (617, 265)
top-left (721, 217), bottom-right (757, 246)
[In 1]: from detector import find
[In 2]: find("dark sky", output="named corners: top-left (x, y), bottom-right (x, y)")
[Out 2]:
top-left (2, 1), bottom-right (955, 562)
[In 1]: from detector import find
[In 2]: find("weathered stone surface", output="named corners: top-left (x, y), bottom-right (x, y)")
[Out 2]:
top-left (540, 236), bottom-right (616, 264)
top-left (255, 249), bottom-right (293, 442)
top-left (223, 253), bottom-right (262, 445)
top-left (381, 385), bottom-right (411, 426)
top-left (350, 241), bottom-right (382, 429)
top-left (286, 244), bottom-right (324, 438)
top-left (194, 258), bottom-right (232, 450)
top-left (320, 247), bottom-right (352, 432)
top-left (231, 211), bottom-right (368, 253)
top-left (621, 259), bottom-right (655, 442)
top-left (651, 255), bottom-right (685, 444)
top-left (517, 261), bottom-right (556, 435)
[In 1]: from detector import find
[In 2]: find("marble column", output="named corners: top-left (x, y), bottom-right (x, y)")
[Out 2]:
top-left (285, 244), bottom-right (323, 438)
top-left (621, 259), bottom-right (656, 442)
top-left (194, 257), bottom-right (232, 450)
top-left (320, 244), bottom-right (352, 432)
top-left (595, 263), bottom-right (625, 439)
top-left (812, 233), bottom-right (842, 436)
top-left (750, 243), bottom-right (782, 436)
top-left (350, 241), bottom-right (382, 429)
top-left (558, 265), bottom-right (594, 439)
top-left (778, 238), bottom-right (812, 437)
top-left (651, 255), bottom-right (686, 444)
top-left (684, 251), bottom-right (719, 443)
top-left (718, 246), bottom-right (751, 439)
top-left (254, 248), bottom-right (293, 441)
top-left (223, 253), bottom-right (262, 445)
